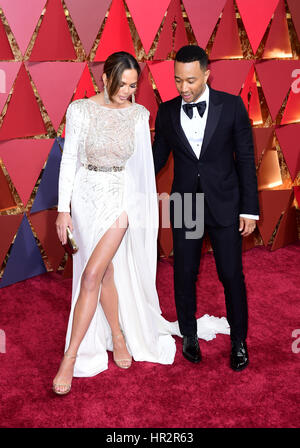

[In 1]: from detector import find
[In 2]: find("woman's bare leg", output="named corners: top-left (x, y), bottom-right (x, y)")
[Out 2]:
top-left (100, 263), bottom-right (120, 335)
top-left (100, 262), bottom-right (131, 367)
top-left (53, 212), bottom-right (128, 392)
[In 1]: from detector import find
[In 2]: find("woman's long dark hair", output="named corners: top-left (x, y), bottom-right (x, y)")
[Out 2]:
top-left (103, 52), bottom-right (141, 99)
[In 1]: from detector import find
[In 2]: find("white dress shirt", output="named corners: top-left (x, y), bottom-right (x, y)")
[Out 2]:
top-left (180, 84), bottom-right (209, 159)
top-left (180, 85), bottom-right (259, 221)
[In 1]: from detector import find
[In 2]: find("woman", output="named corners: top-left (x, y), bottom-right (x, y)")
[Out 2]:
top-left (53, 51), bottom-right (229, 395)
top-left (53, 52), bottom-right (177, 395)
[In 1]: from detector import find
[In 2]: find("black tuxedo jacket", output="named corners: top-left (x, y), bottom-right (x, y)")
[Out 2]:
top-left (153, 86), bottom-right (259, 227)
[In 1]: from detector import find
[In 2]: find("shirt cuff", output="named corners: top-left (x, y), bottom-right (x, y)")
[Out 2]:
top-left (239, 214), bottom-right (259, 220)
top-left (57, 206), bottom-right (70, 213)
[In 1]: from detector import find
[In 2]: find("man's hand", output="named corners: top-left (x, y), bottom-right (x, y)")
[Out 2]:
top-left (56, 212), bottom-right (73, 245)
top-left (239, 217), bottom-right (256, 237)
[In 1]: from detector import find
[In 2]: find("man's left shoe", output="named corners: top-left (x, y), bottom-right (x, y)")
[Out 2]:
top-left (230, 340), bottom-right (249, 372)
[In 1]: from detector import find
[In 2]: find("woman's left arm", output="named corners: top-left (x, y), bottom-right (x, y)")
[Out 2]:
top-left (56, 102), bottom-right (83, 244)
top-left (57, 102), bottom-right (82, 213)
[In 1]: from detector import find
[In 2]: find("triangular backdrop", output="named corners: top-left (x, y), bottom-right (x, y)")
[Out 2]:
top-left (0, 139), bottom-right (53, 206)
top-left (275, 124), bottom-right (300, 181)
top-left (209, 0), bottom-right (242, 60)
top-left (0, 63), bottom-right (46, 140)
top-left (236, 0), bottom-right (280, 54)
top-left (126, 0), bottom-right (171, 54)
top-left (64, 0), bottom-right (111, 56)
top-left (94, 0), bottom-right (135, 61)
top-left (183, 0), bottom-right (227, 49)
top-left (31, 139), bottom-right (62, 213)
top-left (29, 209), bottom-right (65, 272)
top-left (0, 0), bottom-right (46, 55)
top-left (0, 62), bottom-right (22, 114)
top-left (0, 214), bottom-right (46, 288)
top-left (29, 0), bottom-right (76, 60)
top-left (154, 0), bottom-right (188, 60)
top-left (26, 62), bottom-right (85, 130)
top-left (0, 214), bottom-right (23, 267)
top-left (257, 189), bottom-right (292, 245)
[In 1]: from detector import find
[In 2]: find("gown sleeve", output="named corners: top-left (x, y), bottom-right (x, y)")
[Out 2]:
top-left (57, 101), bottom-right (83, 213)
top-left (125, 106), bottom-right (159, 284)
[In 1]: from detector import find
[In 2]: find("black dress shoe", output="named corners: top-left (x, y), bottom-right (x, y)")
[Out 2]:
top-left (182, 335), bottom-right (202, 363)
top-left (230, 340), bottom-right (249, 372)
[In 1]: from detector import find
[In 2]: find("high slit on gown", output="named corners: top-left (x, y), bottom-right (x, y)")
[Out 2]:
top-left (57, 98), bottom-right (230, 377)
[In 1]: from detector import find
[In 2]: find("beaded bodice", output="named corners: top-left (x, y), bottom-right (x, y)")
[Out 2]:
top-left (57, 98), bottom-right (150, 212)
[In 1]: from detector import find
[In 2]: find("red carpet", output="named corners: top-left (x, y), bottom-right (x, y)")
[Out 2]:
top-left (0, 243), bottom-right (299, 428)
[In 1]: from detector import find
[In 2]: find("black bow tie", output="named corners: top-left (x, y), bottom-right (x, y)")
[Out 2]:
top-left (183, 101), bottom-right (206, 119)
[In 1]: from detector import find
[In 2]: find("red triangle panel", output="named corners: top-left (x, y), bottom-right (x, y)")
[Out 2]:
top-left (0, 18), bottom-right (14, 59)
top-left (287, 0), bottom-right (300, 43)
top-left (255, 61), bottom-right (300, 122)
top-left (147, 61), bottom-right (178, 102)
top-left (94, 0), bottom-right (135, 61)
top-left (154, 0), bottom-right (188, 59)
top-left (209, 60), bottom-right (253, 95)
top-left (183, 0), bottom-right (227, 48)
top-left (0, 139), bottom-right (53, 206)
top-left (252, 127), bottom-right (274, 166)
top-left (0, 64), bottom-right (46, 140)
top-left (257, 189), bottom-right (292, 245)
top-left (0, 165), bottom-right (16, 211)
top-left (210, 0), bottom-right (242, 60)
top-left (275, 124), bottom-right (300, 181)
top-left (0, 214), bottom-right (23, 266)
top-left (29, 210), bottom-right (65, 271)
top-left (29, 0), bottom-right (76, 60)
top-left (236, 0), bottom-right (280, 54)
top-left (126, 0), bottom-right (171, 54)
top-left (263, 0), bottom-right (292, 59)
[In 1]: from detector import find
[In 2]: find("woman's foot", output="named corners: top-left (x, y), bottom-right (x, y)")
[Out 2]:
top-left (112, 331), bottom-right (132, 369)
top-left (52, 352), bottom-right (77, 395)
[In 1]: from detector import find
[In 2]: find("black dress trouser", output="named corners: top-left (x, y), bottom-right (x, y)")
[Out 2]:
top-left (170, 180), bottom-right (248, 342)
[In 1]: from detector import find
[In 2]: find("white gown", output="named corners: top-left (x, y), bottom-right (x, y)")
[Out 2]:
top-left (57, 98), bottom-right (230, 377)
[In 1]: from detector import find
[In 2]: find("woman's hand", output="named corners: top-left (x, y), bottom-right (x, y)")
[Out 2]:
top-left (56, 212), bottom-right (73, 245)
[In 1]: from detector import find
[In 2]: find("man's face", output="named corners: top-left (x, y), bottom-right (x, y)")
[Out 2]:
top-left (174, 61), bottom-right (210, 103)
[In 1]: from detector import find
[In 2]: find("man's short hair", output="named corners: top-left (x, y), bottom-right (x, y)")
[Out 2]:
top-left (175, 45), bottom-right (209, 71)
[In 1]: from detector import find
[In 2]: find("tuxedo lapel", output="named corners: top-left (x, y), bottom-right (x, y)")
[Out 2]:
top-left (170, 96), bottom-right (198, 161)
top-left (170, 89), bottom-right (223, 161)
top-left (200, 87), bottom-right (223, 159)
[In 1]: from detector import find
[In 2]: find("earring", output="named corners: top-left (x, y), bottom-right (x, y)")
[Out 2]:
top-left (132, 92), bottom-right (135, 104)
top-left (104, 85), bottom-right (110, 104)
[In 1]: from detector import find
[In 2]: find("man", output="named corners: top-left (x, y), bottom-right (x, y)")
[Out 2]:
top-left (153, 45), bottom-right (259, 371)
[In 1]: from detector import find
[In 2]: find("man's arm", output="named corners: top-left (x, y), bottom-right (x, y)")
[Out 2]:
top-left (152, 104), bottom-right (172, 175)
top-left (234, 96), bottom-right (260, 216)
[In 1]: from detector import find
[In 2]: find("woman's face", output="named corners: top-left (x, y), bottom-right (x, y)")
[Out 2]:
top-left (106, 69), bottom-right (138, 106)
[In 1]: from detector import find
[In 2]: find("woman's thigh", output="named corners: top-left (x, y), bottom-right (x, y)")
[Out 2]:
top-left (82, 211), bottom-right (129, 288)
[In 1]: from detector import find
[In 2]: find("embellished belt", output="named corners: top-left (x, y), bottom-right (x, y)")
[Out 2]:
top-left (83, 164), bottom-right (125, 172)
